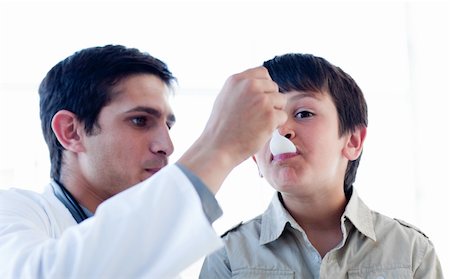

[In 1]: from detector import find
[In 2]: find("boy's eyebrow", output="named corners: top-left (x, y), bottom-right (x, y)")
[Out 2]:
top-left (125, 106), bottom-right (176, 123)
top-left (289, 91), bottom-right (321, 100)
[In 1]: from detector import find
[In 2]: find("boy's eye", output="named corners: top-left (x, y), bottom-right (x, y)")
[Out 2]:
top-left (295, 110), bottom-right (314, 119)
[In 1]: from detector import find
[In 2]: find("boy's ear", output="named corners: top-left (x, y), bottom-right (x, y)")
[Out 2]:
top-left (343, 126), bottom-right (367, 161)
top-left (51, 110), bottom-right (85, 153)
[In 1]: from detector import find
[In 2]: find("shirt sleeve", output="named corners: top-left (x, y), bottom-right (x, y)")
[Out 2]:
top-left (175, 162), bottom-right (223, 223)
top-left (413, 238), bottom-right (444, 278)
top-left (0, 164), bottom-right (223, 279)
top-left (200, 246), bottom-right (232, 278)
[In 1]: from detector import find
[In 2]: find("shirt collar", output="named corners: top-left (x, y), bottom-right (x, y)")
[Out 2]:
top-left (260, 192), bottom-right (293, 245)
top-left (259, 189), bottom-right (377, 245)
top-left (343, 189), bottom-right (377, 241)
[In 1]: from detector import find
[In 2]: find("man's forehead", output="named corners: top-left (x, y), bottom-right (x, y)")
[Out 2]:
top-left (104, 75), bottom-right (175, 118)
top-left (111, 73), bottom-right (170, 94)
top-left (110, 74), bottom-right (171, 101)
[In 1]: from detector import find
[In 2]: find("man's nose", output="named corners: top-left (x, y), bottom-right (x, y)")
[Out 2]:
top-left (150, 127), bottom-right (174, 156)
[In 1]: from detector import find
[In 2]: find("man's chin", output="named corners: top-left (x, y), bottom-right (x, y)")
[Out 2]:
top-left (141, 168), bottom-right (163, 181)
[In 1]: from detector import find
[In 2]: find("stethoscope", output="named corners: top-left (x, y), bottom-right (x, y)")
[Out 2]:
top-left (50, 180), bottom-right (88, 223)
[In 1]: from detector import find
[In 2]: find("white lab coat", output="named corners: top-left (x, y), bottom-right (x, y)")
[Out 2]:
top-left (0, 164), bottom-right (223, 279)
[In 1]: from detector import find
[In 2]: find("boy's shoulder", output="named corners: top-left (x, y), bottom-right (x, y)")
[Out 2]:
top-left (220, 222), bottom-right (244, 238)
top-left (393, 218), bottom-right (428, 238)
top-left (372, 210), bottom-right (429, 240)
top-left (220, 214), bottom-right (264, 238)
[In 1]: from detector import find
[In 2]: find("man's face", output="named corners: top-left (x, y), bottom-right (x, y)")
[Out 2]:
top-left (254, 90), bottom-right (350, 197)
top-left (78, 74), bottom-right (175, 199)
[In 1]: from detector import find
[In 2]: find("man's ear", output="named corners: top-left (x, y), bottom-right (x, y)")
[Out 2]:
top-left (51, 110), bottom-right (85, 153)
top-left (343, 126), bottom-right (367, 161)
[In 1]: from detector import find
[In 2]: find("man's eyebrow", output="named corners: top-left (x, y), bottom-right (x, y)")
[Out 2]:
top-left (125, 106), bottom-right (176, 123)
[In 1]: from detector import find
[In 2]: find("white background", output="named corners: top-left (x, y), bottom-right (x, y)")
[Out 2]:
top-left (0, 1), bottom-right (449, 277)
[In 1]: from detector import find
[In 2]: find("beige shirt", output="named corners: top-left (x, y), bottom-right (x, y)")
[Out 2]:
top-left (200, 190), bottom-right (443, 278)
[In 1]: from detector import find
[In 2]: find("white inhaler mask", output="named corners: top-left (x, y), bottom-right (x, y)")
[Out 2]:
top-left (269, 130), bottom-right (296, 156)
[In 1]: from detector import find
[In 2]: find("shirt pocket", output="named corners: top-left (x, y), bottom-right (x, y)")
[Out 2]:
top-left (347, 266), bottom-right (412, 279)
top-left (232, 268), bottom-right (294, 279)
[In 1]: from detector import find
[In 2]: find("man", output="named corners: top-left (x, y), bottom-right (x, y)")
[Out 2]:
top-left (200, 53), bottom-right (443, 278)
top-left (0, 45), bottom-right (287, 278)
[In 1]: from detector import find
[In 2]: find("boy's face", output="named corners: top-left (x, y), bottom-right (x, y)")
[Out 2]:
top-left (254, 90), bottom-right (352, 197)
top-left (77, 73), bottom-right (175, 199)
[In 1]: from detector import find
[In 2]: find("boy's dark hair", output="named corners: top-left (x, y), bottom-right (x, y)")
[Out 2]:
top-left (39, 45), bottom-right (176, 180)
top-left (263, 53), bottom-right (368, 196)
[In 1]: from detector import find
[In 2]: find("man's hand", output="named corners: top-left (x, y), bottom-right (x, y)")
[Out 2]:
top-left (178, 66), bottom-right (287, 193)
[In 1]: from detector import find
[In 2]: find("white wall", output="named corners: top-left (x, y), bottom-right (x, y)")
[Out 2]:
top-left (0, 1), bottom-right (448, 277)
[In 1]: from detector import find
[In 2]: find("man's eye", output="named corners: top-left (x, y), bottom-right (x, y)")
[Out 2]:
top-left (295, 111), bottom-right (314, 119)
top-left (131, 117), bottom-right (147, 127)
